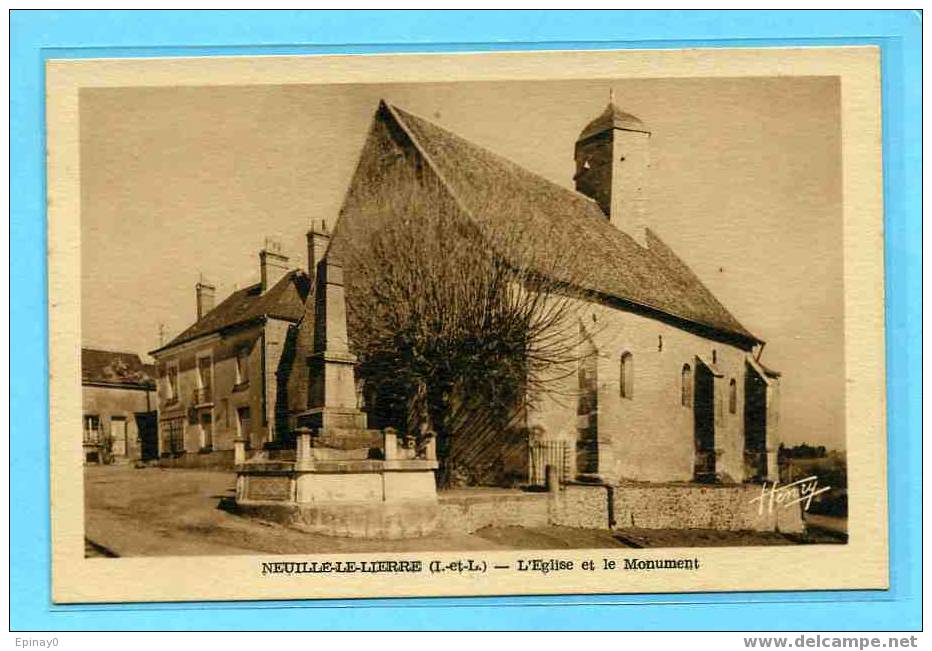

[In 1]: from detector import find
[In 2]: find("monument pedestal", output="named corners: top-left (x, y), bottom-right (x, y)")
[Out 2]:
top-left (234, 429), bottom-right (439, 539)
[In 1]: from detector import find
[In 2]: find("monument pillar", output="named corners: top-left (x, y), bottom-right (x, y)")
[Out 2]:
top-left (296, 254), bottom-right (368, 432)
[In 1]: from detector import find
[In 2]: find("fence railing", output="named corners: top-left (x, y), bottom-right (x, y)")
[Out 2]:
top-left (528, 439), bottom-right (571, 487)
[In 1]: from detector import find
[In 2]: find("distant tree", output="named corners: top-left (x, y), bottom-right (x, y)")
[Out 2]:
top-left (782, 443), bottom-right (829, 460)
top-left (336, 165), bottom-right (595, 486)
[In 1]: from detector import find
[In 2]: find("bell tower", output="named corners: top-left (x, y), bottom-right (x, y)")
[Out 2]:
top-left (574, 95), bottom-right (651, 245)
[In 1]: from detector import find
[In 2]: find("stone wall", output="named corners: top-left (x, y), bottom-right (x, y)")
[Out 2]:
top-left (612, 483), bottom-right (804, 533)
top-left (528, 297), bottom-right (759, 484)
top-left (548, 483), bottom-right (614, 529)
top-left (436, 492), bottom-right (549, 535)
top-left (434, 483), bottom-right (804, 535)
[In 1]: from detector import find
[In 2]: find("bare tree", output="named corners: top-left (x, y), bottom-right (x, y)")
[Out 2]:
top-left (335, 159), bottom-right (596, 486)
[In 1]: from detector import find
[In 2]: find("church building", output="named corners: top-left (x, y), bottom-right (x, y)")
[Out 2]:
top-left (325, 99), bottom-right (782, 486)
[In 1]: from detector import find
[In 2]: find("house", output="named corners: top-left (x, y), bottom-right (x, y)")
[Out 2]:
top-left (148, 240), bottom-right (311, 467)
top-left (323, 100), bottom-right (782, 486)
top-left (81, 348), bottom-right (157, 464)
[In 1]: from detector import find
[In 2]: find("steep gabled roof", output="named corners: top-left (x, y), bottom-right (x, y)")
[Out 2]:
top-left (82, 348), bottom-right (156, 389)
top-left (152, 271), bottom-right (310, 354)
top-left (381, 102), bottom-right (757, 345)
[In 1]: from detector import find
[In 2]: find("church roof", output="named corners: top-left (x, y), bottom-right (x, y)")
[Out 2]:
top-left (152, 271), bottom-right (311, 355)
top-left (381, 102), bottom-right (758, 345)
top-left (578, 102), bottom-right (649, 141)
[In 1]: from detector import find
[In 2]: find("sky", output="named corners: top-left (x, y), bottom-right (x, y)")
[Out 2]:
top-left (80, 76), bottom-right (843, 448)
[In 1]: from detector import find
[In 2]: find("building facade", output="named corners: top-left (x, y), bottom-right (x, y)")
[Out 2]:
top-left (149, 241), bottom-right (311, 467)
top-left (81, 348), bottom-right (157, 463)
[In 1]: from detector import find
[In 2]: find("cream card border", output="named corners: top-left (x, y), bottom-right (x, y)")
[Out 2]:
top-left (47, 46), bottom-right (887, 604)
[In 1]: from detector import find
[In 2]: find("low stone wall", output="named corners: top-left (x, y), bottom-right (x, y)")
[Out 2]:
top-left (612, 483), bottom-right (804, 533)
top-left (436, 491), bottom-right (549, 535)
top-left (549, 484), bottom-right (613, 529)
top-left (435, 483), bottom-right (804, 535)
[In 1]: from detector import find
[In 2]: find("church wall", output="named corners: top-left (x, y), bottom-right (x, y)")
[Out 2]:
top-left (529, 297), bottom-right (753, 484)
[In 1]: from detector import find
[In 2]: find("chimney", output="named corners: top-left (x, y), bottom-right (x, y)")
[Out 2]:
top-left (306, 219), bottom-right (331, 284)
top-left (259, 237), bottom-right (289, 293)
top-left (195, 276), bottom-right (215, 320)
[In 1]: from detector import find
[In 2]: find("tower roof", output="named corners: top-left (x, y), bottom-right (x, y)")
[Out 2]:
top-left (578, 102), bottom-right (649, 141)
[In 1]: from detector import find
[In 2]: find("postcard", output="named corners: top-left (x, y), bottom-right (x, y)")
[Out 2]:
top-left (47, 46), bottom-right (887, 603)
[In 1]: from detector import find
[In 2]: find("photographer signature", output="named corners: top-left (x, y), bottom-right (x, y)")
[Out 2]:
top-left (750, 475), bottom-right (831, 515)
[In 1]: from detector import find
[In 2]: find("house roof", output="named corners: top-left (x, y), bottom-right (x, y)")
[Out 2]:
top-left (152, 271), bottom-right (310, 354)
top-left (382, 102), bottom-right (758, 345)
top-left (578, 102), bottom-right (649, 140)
top-left (82, 348), bottom-right (156, 389)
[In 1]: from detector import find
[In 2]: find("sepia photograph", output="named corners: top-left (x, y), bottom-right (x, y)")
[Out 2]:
top-left (46, 47), bottom-right (888, 603)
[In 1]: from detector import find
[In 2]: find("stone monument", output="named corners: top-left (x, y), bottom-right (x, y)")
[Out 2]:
top-left (233, 244), bottom-right (439, 539)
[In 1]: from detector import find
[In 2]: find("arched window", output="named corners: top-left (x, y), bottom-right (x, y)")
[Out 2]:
top-left (620, 352), bottom-right (633, 399)
top-left (681, 364), bottom-right (692, 407)
top-left (728, 378), bottom-right (738, 414)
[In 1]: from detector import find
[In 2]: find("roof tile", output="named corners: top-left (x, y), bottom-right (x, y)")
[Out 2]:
top-left (386, 103), bottom-right (756, 343)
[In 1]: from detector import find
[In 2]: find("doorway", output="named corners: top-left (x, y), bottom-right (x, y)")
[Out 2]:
top-left (136, 412), bottom-right (158, 460)
top-left (110, 416), bottom-right (127, 458)
top-left (199, 412), bottom-right (213, 450)
top-left (693, 362), bottom-right (716, 482)
top-left (744, 365), bottom-right (768, 481)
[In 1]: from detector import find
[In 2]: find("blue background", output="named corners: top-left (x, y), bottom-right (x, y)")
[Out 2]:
top-left (10, 9), bottom-right (922, 631)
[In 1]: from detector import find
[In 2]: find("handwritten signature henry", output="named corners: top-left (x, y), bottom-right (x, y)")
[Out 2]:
top-left (750, 475), bottom-right (831, 515)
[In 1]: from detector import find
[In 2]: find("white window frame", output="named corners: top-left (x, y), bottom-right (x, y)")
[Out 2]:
top-left (164, 360), bottom-right (179, 402)
top-left (195, 351), bottom-right (213, 390)
top-left (194, 350), bottom-right (214, 406)
top-left (234, 347), bottom-right (249, 386)
top-left (84, 414), bottom-right (101, 443)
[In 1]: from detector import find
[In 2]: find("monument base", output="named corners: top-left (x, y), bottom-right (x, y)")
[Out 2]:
top-left (234, 500), bottom-right (440, 539)
top-left (293, 406), bottom-right (368, 431)
top-left (234, 453), bottom-right (440, 539)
